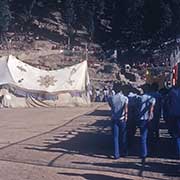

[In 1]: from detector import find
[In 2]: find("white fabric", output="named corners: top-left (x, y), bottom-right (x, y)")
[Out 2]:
top-left (0, 56), bottom-right (14, 85)
top-left (0, 55), bottom-right (91, 108)
top-left (0, 88), bottom-right (90, 108)
top-left (7, 55), bottom-right (89, 92)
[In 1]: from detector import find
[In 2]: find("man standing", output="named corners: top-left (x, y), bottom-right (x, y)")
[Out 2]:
top-left (95, 88), bottom-right (101, 102)
top-left (149, 83), bottom-right (162, 140)
top-left (168, 86), bottom-right (180, 159)
top-left (137, 85), bottom-right (156, 159)
top-left (102, 87), bottom-right (109, 102)
top-left (109, 90), bottom-right (128, 159)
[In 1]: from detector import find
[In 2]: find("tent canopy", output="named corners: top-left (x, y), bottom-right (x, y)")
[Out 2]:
top-left (0, 55), bottom-right (91, 108)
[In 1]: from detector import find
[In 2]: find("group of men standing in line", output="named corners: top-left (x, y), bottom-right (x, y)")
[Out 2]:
top-left (94, 87), bottom-right (115, 102)
top-left (108, 83), bottom-right (180, 160)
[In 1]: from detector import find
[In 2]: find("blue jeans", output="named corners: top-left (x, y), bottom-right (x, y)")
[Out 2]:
top-left (176, 137), bottom-right (180, 159)
top-left (176, 119), bottom-right (180, 158)
top-left (113, 120), bottom-right (127, 159)
top-left (138, 120), bottom-right (149, 158)
top-left (171, 118), bottom-right (180, 159)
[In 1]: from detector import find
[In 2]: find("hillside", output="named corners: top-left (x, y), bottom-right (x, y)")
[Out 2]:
top-left (0, 37), bottom-right (145, 94)
top-left (2, 0), bottom-right (180, 91)
top-left (0, 0), bottom-right (180, 63)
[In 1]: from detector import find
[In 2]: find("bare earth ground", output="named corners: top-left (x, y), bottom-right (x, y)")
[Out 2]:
top-left (0, 103), bottom-right (179, 180)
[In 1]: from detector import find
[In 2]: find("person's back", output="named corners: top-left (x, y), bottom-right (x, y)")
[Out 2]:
top-left (149, 91), bottom-right (162, 139)
top-left (168, 87), bottom-right (180, 159)
top-left (111, 92), bottom-right (128, 121)
top-left (109, 92), bottom-right (128, 159)
top-left (169, 87), bottom-right (180, 118)
top-left (137, 93), bottom-right (156, 158)
top-left (150, 92), bottom-right (161, 118)
top-left (138, 94), bottom-right (156, 121)
top-left (128, 93), bottom-right (139, 120)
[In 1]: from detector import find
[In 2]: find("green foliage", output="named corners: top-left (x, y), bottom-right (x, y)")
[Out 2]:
top-left (0, 0), bottom-right (11, 33)
top-left (1, 0), bottom-right (180, 59)
top-left (63, 0), bottom-right (76, 47)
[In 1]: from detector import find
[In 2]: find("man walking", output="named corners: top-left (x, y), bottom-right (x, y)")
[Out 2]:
top-left (109, 90), bottom-right (128, 159)
top-left (149, 83), bottom-right (162, 140)
top-left (168, 86), bottom-right (180, 159)
top-left (137, 85), bottom-right (156, 159)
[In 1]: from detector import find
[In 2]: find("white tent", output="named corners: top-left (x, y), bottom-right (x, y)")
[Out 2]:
top-left (0, 55), bottom-right (91, 108)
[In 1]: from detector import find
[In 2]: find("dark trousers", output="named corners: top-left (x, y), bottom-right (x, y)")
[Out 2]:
top-left (170, 117), bottom-right (180, 159)
top-left (113, 120), bottom-right (127, 159)
top-left (127, 119), bottom-right (136, 149)
top-left (138, 120), bottom-right (149, 158)
top-left (148, 118), bottom-right (160, 154)
top-left (151, 117), bottom-right (160, 139)
top-left (175, 119), bottom-right (180, 159)
top-left (176, 136), bottom-right (180, 159)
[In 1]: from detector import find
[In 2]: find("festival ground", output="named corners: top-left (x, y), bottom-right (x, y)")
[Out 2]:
top-left (0, 103), bottom-right (179, 180)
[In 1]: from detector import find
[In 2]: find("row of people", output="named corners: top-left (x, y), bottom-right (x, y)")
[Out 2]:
top-left (94, 87), bottom-right (115, 102)
top-left (108, 83), bottom-right (180, 160)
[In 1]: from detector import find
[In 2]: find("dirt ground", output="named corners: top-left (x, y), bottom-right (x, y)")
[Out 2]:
top-left (0, 103), bottom-right (179, 180)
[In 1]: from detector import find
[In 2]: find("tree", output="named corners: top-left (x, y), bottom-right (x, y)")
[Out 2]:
top-left (20, 0), bottom-right (37, 31)
top-left (0, 0), bottom-right (12, 44)
top-left (86, 1), bottom-right (96, 41)
top-left (0, 0), bottom-right (11, 35)
top-left (86, 0), bottom-right (106, 41)
top-left (64, 0), bottom-right (76, 48)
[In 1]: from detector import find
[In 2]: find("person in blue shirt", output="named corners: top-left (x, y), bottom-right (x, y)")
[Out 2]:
top-left (149, 83), bottom-right (162, 140)
top-left (109, 89), bottom-right (128, 159)
top-left (137, 84), bottom-right (156, 159)
top-left (161, 88), bottom-right (172, 135)
top-left (168, 86), bottom-right (180, 159)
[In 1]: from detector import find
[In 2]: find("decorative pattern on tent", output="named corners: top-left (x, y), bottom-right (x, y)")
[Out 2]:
top-left (17, 65), bottom-right (27, 72)
top-left (37, 75), bottom-right (57, 88)
top-left (0, 55), bottom-right (91, 108)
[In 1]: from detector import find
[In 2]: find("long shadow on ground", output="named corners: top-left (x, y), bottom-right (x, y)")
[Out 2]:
top-left (26, 118), bottom-right (113, 158)
top-left (25, 114), bottom-right (180, 179)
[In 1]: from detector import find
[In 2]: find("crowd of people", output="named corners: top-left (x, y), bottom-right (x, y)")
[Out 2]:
top-left (108, 83), bottom-right (180, 160)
